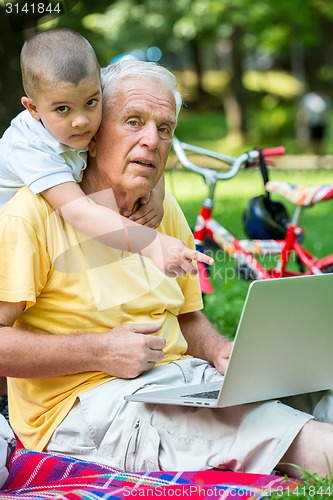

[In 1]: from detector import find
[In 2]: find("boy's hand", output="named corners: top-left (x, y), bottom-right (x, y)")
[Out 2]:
top-left (130, 175), bottom-right (165, 229)
top-left (147, 233), bottom-right (214, 278)
top-left (129, 190), bottom-right (164, 229)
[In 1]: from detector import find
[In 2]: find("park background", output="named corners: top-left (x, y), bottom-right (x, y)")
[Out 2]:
top-left (1, 0), bottom-right (333, 152)
top-left (1, 0), bottom-right (333, 337)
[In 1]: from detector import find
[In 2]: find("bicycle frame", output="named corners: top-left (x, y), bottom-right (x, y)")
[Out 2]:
top-left (172, 137), bottom-right (333, 293)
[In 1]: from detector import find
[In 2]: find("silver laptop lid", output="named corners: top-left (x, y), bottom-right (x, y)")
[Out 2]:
top-left (218, 273), bottom-right (333, 407)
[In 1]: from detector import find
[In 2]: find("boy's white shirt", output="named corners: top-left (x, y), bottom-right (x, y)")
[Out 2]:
top-left (0, 110), bottom-right (88, 210)
top-left (0, 414), bottom-right (15, 488)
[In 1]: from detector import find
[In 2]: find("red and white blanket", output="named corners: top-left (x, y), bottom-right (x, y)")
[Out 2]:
top-left (0, 447), bottom-right (298, 499)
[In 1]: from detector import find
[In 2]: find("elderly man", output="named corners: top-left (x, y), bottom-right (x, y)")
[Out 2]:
top-left (0, 59), bottom-right (333, 478)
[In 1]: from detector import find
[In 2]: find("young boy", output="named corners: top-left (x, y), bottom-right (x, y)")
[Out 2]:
top-left (0, 28), bottom-right (212, 277)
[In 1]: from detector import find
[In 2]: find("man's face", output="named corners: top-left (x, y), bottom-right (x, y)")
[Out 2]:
top-left (94, 76), bottom-right (177, 197)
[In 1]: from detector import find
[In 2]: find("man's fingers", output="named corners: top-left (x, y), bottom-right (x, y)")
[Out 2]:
top-left (130, 323), bottom-right (166, 351)
top-left (147, 346), bottom-right (165, 363)
top-left (149, 335), bottom-right (166, 350)
top-left (131, 323), bottom-right (162, 334)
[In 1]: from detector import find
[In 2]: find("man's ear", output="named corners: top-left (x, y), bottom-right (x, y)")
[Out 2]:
top-left (88, 136), bottom-right (97, 157)
top-left (21, 96), bottom-right (41, 121)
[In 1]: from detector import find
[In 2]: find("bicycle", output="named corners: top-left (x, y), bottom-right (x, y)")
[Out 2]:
top-left (172, 136), bottom-right (333, 294)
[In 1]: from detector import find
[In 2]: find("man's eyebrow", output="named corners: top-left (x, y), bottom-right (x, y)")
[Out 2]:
top-left (165, 116), bottom-right (177, 128)
top-left (122, 106), bottom-right (142, 117)
top-left (124, 106), bottom-right (177, 127)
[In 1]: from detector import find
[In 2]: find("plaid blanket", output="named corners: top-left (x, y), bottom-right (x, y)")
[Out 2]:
top-left (0, 447), bottom-right (297, 499)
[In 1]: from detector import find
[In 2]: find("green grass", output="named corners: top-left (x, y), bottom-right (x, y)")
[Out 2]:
top-left (175, 108), bottom-right (333, 156)
top-left (165, 168), bottom-right (333, 338)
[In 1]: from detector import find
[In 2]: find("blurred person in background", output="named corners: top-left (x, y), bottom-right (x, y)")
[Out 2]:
top-left (297, 88), bottom-right (330, 160)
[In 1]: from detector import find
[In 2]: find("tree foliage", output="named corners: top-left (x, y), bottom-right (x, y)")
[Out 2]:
top-left (1, 0), bottom-right (333, 137)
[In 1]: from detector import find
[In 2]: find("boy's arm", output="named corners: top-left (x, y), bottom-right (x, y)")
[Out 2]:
top-left (42, 182), bottom-right (213, 278)
top-left (129, 176), bottom-right (165, 228)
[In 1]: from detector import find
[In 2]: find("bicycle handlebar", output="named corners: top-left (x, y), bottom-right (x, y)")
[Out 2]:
top-left (172, 137), bottom-right (285, 184)
top-left (261, 146), bottom-right (285, 157)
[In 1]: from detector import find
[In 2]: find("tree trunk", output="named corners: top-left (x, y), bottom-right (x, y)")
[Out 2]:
top-left (222, 25), bottom-right (246, 144)
top-left (0, 10), bottom-right (26, 134)
top-left (188, 38), bottom-right (207, 100)
top-left (304, 15), bottom-right (333, 90)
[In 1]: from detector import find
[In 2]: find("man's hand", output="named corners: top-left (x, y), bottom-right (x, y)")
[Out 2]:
top-left (179, 311), bottom-right (233, 375)
top-left (97, 323), bottom-right (166, 379)
top-left (212, 339), bottom-right (234, 375)
top-left (0, 300), bottom-right (165, 380)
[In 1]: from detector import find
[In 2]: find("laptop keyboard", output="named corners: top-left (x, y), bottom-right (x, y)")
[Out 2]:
top-left (181, 390), bottom-right (219, 400)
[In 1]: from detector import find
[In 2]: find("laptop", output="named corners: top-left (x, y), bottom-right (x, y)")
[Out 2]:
top-left (125, 273), bottom-right (333, 408)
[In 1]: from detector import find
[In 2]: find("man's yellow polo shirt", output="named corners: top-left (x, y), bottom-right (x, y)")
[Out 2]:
top-left (0, 188), bottom-right (203, 451)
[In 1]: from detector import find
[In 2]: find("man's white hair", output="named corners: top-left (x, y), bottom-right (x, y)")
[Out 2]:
top-left (101, 59), bottom-right (183, 119)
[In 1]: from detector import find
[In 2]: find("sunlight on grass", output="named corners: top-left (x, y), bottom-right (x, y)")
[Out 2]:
top-left (244, 70), bottom-right (303, 98)
top-left (202, 70), bottom-right (230, 96)
top-left (175, 68), bottom-right (302, 101)
top-left (173, 70), bottom-right (202, 103)
top-left (174, 108), bottom-right (298, 156)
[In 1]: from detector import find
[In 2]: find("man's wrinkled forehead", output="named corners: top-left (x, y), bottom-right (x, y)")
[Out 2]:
top-left (118, 77), bottom-right (177, 121)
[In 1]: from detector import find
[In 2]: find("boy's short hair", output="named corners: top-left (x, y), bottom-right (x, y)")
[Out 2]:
top-left (21, 28), bottom-right (100, 100)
